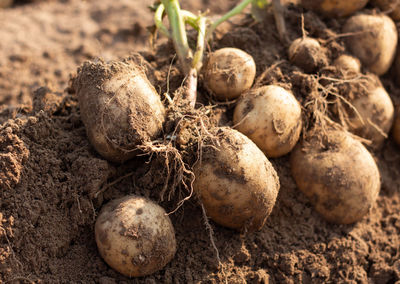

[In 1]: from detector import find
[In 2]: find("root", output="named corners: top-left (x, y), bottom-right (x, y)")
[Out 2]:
top-left (200, 202), bottom-right (227, 284)
top-left (94, 172), bottom-right (135, 198)
top-left (200, 203), bottom-right (221, 265)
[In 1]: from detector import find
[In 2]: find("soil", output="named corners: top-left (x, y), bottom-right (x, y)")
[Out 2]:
top-left (0, 0), bottom-right (399, 283)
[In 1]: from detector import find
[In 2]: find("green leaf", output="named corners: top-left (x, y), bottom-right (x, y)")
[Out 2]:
top-left (251, 0), bottom-right (270, 22)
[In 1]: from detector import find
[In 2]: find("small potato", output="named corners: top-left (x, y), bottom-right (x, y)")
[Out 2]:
top-left (291, 130), bottom-right (381, 224)
top-left (346, 78), bottom-right (394, 148)
top-left (393, 106), bottom-right (400, 146)
top-left (233, 85), bottom-right (302, 158)
top-left (204, 48), bottom-right (256, 100)
top-left (333, 54), bottom-right (361, 74)
top-left (343, 13), bottom-right (398, 75)
top-left (73, 57), bottom-right (165, 163)
top-left (193, 127), bottom-right (280, 232)
top-left (371, 0), bottom-right (400, 21)
top-left (288, 37), bottom-right (328, 73)
top-left (95, 195), bottom-right (176, 277)
top-left (301, 0), bottom-right (368, 17)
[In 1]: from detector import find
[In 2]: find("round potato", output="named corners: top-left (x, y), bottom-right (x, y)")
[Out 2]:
top-left (343, 13), bottom-right (398, 75)
top-left (288, 37), bottom-right (328, 73)
top-left (73, 57), bottom-right (165, 163)
top-left (193, 127), bottom-right (280, 232)
top-left (301, 0), bottom-right (368, 17)
top-left (95, 195), bottom-right (176, 277)
top-left (393, 106), bottom-right (400, 146)
top-left (346, 81), bottom-right (394, 148)
top-left (233, 85), bottom-right (302, 158)
top-left (371, 0), bottom-right (400, 21)
top-left (333, 54), bottom-right (361, 74)
top-left (204, 48), bottom-right (256, 100)
top-left (291, 130), bottom-right (381, 224)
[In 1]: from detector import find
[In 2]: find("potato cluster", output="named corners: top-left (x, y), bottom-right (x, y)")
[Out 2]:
top-left (72, 0), bottom-right (400, 278)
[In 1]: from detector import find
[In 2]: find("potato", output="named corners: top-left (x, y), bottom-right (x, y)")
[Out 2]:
top-left (193, 127), bottom-right (280, 232)
top-left (291, 130), bottom-right (381, 224)
top-left (233, 85), bottom-right (302, 158)
top-left (288, 37), bottom-right (328, 73)
top-left (301, 0), bottom-right (368, 17)
top-left (95, 195), bottom-right (176, 277)
top-left (371, 0), bottom-right (400, 21)
top-left (73, 58), bottom-right (165, 163)
top-left (343, 13), bottom-right (398, 75)
top-left (333, 54), bottom-right (361, 74)
top-left (393, 106), bottom-right (400, 146)
top-left (346, 77), bottom-right (394, 148)
top-left (204, 48), bottom-right (256, 100)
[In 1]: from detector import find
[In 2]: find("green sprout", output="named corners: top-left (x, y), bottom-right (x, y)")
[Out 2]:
top-left (153, 0), bottom-right (286, 108)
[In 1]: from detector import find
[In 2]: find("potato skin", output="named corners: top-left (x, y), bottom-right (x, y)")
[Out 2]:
top-left (371, 0), bottom-right (400, 21)
top-left (333, 54), bottom-right (361, 74)
top-left (73, 58), bottom-right (165, 163)
top-left (288, 37), bottom-right (328, 73)
top-left (204, 48), bottom-right (256, 100)
top-left (343, 14), bottom-right (398, 75)
top-left (193, 127), bottom-right (280, 232)
top-left (347, 83), bottom-right (394, 148)
top-left (233, 85), bottom-right (302, 158)
top-left (291, 130), bottom-right (381, 224)
top-left (95, 195), bottom-right (176, 277)
top-left (393, 106), bottom-right (400, 146)
top-left (301, 0), bottom-right (368, 17)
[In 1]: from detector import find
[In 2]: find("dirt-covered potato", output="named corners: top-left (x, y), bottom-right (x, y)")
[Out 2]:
top-left (291, 130), bottom-right (381, 224)
top-left (333, 54), bottom-right (361, 74)
top-left (343, 13), bottom-right (398, 75)
top-left (393, 106), bottom-right (400, 146)
top-left (301, 0), bottom-right (368, 17)
top-left (73, 58), bottom-right (165, 163)
top-left (233, 85), bottom-right (302, 158)
top-left (346, 79), bottom-right (394, 148)
top-left (204, 48), bottom-right (256, 100)
top-left (193, 127), bottom-right (280, 232)
top-left (95, 195), bottom-right (176, 277)
top-left (336, 75), bottom-right (395, 148)
top-left (288, 37), bottom-right (328, 73)
top-left (371, 0), bottom-right (400, 21)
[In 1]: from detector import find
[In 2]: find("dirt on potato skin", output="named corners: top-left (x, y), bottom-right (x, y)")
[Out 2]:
top-left (0, 1), bottom-right (400, 284)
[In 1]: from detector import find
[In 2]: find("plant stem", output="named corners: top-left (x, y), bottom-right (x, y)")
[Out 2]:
top-left (161, 0), bottom-right (192, 74)
top-left (206, 0), bottom-right (253, 40)
top-left (154, 4), bottom-right (170, 37)
top-left (271, 0), bottom-right (289, 44)
top-left (192, 16), bottom-right (206, 71)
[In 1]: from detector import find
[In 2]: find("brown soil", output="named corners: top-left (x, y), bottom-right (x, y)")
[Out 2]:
top-left (1, 0), bottom-right (399, 283)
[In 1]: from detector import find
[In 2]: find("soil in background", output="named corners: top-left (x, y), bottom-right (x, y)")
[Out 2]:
top-left (0, 0), bottom-right (399, 283)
